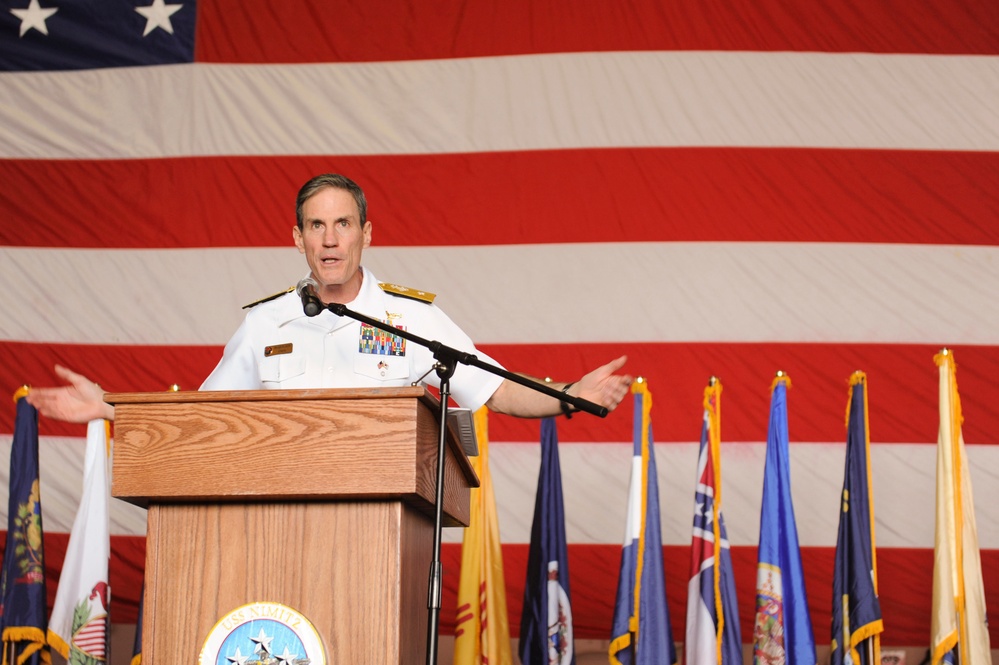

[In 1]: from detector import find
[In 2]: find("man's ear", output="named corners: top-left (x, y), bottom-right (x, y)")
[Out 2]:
top-left (362, 220), bottom-right (373, 248)
top-left (292, 226), bottom-right (305, 253)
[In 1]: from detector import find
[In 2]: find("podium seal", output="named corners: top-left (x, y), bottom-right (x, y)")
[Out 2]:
top-left (199, 601), bottom-right (327, 665)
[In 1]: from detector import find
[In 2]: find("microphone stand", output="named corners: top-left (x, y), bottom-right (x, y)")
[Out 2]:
top-left (318, 301), bottom-right (607, 665)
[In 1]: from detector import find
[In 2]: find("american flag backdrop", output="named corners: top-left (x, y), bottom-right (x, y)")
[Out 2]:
top-left (1, 0), bottom-right (998, 652)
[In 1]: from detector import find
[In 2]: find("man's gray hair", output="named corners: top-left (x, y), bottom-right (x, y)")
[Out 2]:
top-left (295, 174), bottom-right (367, 229)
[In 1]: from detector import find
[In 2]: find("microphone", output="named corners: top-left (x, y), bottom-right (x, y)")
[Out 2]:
top-left (296, 278), bottom-right (323, 317)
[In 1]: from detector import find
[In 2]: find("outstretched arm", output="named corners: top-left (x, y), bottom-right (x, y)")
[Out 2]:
top-left (485, 355), bottom-right (632, 418)
top-left (26, 365), bottom-right (115, 422)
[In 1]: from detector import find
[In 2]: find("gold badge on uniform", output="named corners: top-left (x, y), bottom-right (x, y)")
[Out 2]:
top-left (242, 286), bottom-right (295, 309)
top-left (378, 282), bottom-right (436, 303)
top-left (264, 343), bottom-right (293, 357)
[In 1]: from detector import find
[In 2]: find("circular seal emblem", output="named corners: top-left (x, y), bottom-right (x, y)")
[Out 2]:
top-left (199, 601), bottom-right (327, 665)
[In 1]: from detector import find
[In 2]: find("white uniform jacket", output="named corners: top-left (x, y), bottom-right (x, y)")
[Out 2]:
top-left (200, 267), bottom-right (504, 411)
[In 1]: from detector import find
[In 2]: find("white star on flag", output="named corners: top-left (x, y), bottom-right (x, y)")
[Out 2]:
top-left (134, 0), bottom-right (182, 36)
top-left (694, 498), bottom-right (714, 529)
top-left (225, 647), bottom-right (249, 665)
top-left (10, 0), bottom-right (58, 37)
top-left (250, 627), bottom-right (274, 655)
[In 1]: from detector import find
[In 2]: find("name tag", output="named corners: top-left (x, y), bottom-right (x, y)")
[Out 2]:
top-left (264, 343), bottom-right (293, 357)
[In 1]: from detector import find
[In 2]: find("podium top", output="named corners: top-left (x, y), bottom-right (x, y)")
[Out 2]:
top-left (105, 385), bottom-right (428, 405)
top-left (107, 386), bottom-right (480, 456)
top-left (107, 386), bottom-right (478, 526)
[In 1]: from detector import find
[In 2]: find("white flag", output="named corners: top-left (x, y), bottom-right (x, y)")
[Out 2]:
top-left (47, 418), bottom-right (110, 661)
top-left (930, 351), bottom-right (991, 665)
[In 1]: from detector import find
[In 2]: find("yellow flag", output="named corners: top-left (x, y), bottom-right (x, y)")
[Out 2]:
top-left (453, 408), bottom-right (513, 664)
top-left (930, 351), bottom-right (992, 665)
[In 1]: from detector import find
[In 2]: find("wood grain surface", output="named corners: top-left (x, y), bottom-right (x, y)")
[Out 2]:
top-left (108, 388), bottom-right (471, 664)
top-left (109, 388), bottom-right (475, 525)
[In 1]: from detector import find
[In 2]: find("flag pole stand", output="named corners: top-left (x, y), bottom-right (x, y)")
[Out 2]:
top-left (314, 300), bottom-right (607, 664)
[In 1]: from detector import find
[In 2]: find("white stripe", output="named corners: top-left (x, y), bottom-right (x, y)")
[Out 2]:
top-left (624, 455), bottom-right (643, 544)
top-left (0, 435), bottom-right (148, 535)
top-left (11, 435), bottom-right (997, 549)
top-left (3, 242), bottom-right (998, 345)
top-left (1, 52), bottom-right (996, 158)
top-left (686, 576), bottom-right (721, 665)
top-left (691, 526), bottom-right (717, 543)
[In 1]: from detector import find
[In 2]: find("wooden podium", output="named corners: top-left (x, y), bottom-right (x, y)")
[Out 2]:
top-left (107, 387), bottom-right (478, 665)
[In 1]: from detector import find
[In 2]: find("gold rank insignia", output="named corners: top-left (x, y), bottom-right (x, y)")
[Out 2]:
top-left (242, 286), bottom-right (295, 309)
top-left (378, 282), bottom-right (436, 304)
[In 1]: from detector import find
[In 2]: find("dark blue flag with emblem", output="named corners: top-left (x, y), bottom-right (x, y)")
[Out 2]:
top-left (0, 394), bottom-right (49, 665)
top-left (519, 417), bottom-right (575, 665)
top-left (131, 584), bottom-right (144, 665)
top-left (831, 372), bottom-right (883, 665)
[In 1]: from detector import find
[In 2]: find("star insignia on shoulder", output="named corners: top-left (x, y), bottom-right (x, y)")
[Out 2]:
top-left (242, 286), bottom-right (295, 309)
top-left (378, 282), bottom-right (436, 304)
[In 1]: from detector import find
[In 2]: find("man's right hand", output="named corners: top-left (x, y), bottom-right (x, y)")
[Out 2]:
top-left (26, 364), bottom-right (115, 423)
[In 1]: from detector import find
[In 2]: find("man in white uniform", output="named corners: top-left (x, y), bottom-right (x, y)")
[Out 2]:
top-left (200, 264), bottom-right (505, 411)
top-left (29, 174), bottom-right (632, 421)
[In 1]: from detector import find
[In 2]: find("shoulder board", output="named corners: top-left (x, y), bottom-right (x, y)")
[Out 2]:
top-left (378, 282), bottom-right (436, 304)
top-left (242, 286), bottom-right (295, 309)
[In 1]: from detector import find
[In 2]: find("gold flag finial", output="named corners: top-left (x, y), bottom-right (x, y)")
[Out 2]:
top-left (934, 348), bottom-right (956, 368)
top-left (771, 371), bottom-right (792, 391)
top-left (12, 385), bottom-right (30, 403)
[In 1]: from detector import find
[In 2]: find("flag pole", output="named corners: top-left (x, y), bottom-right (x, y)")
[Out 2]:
top-left (941, 349), bottom-right (970, 662)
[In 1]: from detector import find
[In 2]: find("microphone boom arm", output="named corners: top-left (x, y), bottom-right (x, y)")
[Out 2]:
top-left (322, 301), bottom-right (608, 417)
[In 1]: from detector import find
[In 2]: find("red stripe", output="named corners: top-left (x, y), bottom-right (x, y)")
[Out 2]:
top-left (3, 149), bottom-right (998, 248)
top-left (484, 342), bottom-right (999, 446)
top-left (440, 543), bottom-right (999, 646)
top-left (195, 0), bottom-right (999, 62)
top-left (7, 341), bottom-right (999, 444)
top-left (73, 622), bottom-right (107, 655)
top-left (6, 342), bottom-right (222, 438)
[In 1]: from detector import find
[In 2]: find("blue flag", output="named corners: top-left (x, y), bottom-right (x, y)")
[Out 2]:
top-left (0, 396), bottom-right (49, 665)
top-left (831, 372), bottom-right (883, 665)
top-left (753, 375), bottom-right (816, 665)
top-left (519, 417), bottom-right (574, 665)
top-left (685, 379), bottom-right (742, 665)
top-left (609, 380), bottom-right (676, 665)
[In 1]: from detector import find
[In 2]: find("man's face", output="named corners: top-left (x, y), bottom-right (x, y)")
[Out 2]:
top-left (293, 186), bottom-right (372, 302)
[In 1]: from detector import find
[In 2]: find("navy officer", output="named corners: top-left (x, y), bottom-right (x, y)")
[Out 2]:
top-left (29, 174), bottom-right (632, 422)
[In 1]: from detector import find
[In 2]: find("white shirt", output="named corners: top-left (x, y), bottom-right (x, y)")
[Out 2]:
top-left (200, 267), bottom-right (504, 411)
